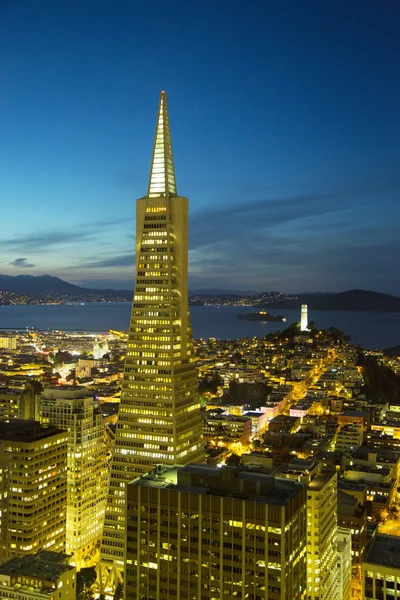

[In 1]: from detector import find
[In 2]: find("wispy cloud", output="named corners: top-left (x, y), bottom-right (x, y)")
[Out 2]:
top-left (0, 216), bottom-right (134, 252)
top-left (67, 253), bottom-right (135, 269)
top-left (9, 257), bottom-right (35, 268)
top-left (189, 193), bottom-right (349, 250)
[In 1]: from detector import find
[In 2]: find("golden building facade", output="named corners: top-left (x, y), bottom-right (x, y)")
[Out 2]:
top-left (101, 92), bottom-right (203, 578)
top-left (125, 464), bottom-right (307, 600)
top-left (40, 386), bottom-right (108, 570)
top-left (0, 421), bottom-right (67, 557)
top-left (276, 460), bottom-right (338, 600)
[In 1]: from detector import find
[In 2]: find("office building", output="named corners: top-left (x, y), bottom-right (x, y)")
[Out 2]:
top-left (0, 443), bottom-right (9, 563)
top-left (277, 459), bottom-right (338, 600)
top-left (101, 92), bottom-right (203, 583)
top-left (337, 488), bottom-right (367, 572)
top-left (362, 534), bottom-right (400, 599)
top-left (0, 384), bottom-right (38, 422)
top-left (0, 336), bottom-right (17, 350)
top-left (125, 464), bottom-right (307, 600)
top-left (0, 420), bottom-right (67, 557)
top-left (337, 527), bottom-right (351, 600)
top-left (40, 386), bottom-right (108, 570)
top-left (0, 551), bottom-right (75, 600)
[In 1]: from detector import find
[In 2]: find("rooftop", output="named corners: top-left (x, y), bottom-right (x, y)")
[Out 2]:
top-left (0, 420), bottom-right (65, 443)
top-left (129, 463), bottom-right (304, 506)
top-left (365, 534), bottom-right (400, 570)
top-left (0, 553), bottom-right (74, 580)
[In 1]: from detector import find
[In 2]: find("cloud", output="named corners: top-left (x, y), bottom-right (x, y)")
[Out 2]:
top-left (0, 216), bottom-right (134, 252)
top-left (9, 257), bottom-right (35, 268)
top-left (67, 253), bottom-right (135, 269)
top-left (184, 192), bottom-right (400, 294)
top-left (1, 230), bottom-right (96, 252)
top-left (189, 193), bottom-right (349, 251)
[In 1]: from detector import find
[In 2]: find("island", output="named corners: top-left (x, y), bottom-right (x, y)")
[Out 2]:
top-left (237, 311), bottom-right (286, 322)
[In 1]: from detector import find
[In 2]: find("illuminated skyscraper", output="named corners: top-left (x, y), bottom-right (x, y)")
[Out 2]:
top-left (277, 459), bottom-right (338, 600)
top-left (0, 443), bottom-right (9, 564)
top-left (125, 464), bottom-right (307, 600)
top-left (0, 421), bottom-right (67, 558)
top-left (101, 91), bottom-right (203, 583)
top-left (40, 386), bottom-right (108, 570)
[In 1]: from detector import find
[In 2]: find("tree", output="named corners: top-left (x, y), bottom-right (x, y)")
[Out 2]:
top-left (114, 583), bottom-right (123, 600)
top-left (226, 453), bottom-right (241, 467)
top-left (76, 567), bottom-right (97, 600)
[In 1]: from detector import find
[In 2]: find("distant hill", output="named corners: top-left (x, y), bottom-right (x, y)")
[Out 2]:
top-left (188, 288), bottom-right (400, 312)
top-left (0, 274), bottom-right (132, 303)
top-left (189, 288), bottom-right (258, 296)
top-left (383, 346), bottom-right (400, 357)
top-left (257, 290), bottom-right (400, 312)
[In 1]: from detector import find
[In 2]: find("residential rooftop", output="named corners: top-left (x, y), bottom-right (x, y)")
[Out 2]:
top-left (0, 553), bottom-right (74, 581)
top-left (365, 534), bottom-right (400, 570)
top-left (0, 420), bottom-right (65, 443)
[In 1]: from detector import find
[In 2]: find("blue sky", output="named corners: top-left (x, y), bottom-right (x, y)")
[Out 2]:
top-left (0, 0), bottom-right (399, 293)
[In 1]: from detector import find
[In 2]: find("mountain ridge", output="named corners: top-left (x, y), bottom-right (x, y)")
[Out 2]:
top-left (1, 274), bottom-right (400, 311)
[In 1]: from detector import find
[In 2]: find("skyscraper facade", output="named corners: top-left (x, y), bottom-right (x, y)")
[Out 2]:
top-left (40, 386), bottom-right (108, 570)
top-left (101, 92), bottom-right (203, 581)
top-left (277, 459), bottom-right (338, 600)
top-left (0, 421), bottom-right (67, 558)
top-left (125, 464), bottom-right (307, 600)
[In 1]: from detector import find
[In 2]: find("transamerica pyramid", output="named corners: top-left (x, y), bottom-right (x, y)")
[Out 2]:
top-left (100, 91), bottom-right (204, 583)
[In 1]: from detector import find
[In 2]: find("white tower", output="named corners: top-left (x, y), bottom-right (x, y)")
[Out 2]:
top-left (300, 304), bottom-right (308, 331)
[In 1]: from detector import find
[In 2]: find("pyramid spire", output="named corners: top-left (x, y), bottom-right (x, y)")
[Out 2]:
top-left (147, 91), bottom-right (177, 197)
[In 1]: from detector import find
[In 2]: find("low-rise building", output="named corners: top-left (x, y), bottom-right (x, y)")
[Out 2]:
top-left (335, 423), bottom-right (364, 452)
top-left (202, 413), bottom-right (252, 445)
top-left (338, 411), bottom-right (366, 428)
top-left (362, 534), bottom-right (400, 600)
top-left (0, 551), bottom-right (75, 599)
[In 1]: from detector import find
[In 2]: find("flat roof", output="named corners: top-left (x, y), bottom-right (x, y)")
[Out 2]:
top-left (365, 534), bottom-right (400, 570)
top-left (129, 463), bottom-right (304, 507)
top-left (0, 420), bottom-right (65, 443)
top-left (0, 554), bottom-right (74, 580)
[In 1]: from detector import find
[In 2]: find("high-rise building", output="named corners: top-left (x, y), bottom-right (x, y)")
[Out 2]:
top-left (0, 384), bottom-right (38, 422)
top-left (0, 420), bottom-right (67, 558)
top-left (40, 386), bottom-right (108, 570)
top-left (125, 464), bottom-right (307, 600)
top-left (277, 459), bottom-right (338, 600)
top-left (0, 336), bottom-right (17, 350)
top-left (300, 304), bottom-right (308, 331)
top-left (362, 534), bottom-right (400, 600)
top-left (337, 527), bottom-right (352, 600)
top-left (0, 443), bottom-right (10, 563)
top-left (100, 92), bottom-right (203, 584)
